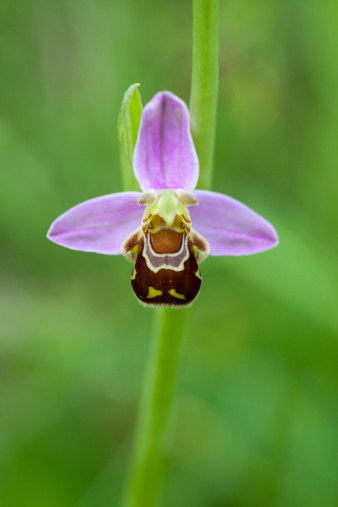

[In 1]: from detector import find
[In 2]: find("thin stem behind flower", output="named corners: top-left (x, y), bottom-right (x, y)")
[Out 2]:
top-left (190, 0), bottom-right (219, 191)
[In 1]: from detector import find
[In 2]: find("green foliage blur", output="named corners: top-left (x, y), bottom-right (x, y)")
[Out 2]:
top-left (0, 0), bottom-right (337, 506)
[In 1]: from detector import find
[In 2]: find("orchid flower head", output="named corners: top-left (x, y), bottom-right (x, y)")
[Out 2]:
top-left (47, 91), bottom-right (278, 307)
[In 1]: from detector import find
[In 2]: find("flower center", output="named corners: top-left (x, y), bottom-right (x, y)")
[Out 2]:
top-left (139, 188), bottom-right (197, 227)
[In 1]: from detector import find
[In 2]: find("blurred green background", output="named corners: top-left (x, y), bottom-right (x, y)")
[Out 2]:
top-left (0, 0), bottom-right (337, 506)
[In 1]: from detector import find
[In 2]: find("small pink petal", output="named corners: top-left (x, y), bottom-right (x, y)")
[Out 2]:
top-left (133, 91), bottom-right (199, 192)
top-left (47, 192), bottom-right (143, 254)
top-left (190, 190), bottom-right (278, 256)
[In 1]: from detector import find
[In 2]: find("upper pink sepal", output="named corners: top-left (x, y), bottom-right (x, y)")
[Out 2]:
top-left (133, 91), bottom-right (199, 192)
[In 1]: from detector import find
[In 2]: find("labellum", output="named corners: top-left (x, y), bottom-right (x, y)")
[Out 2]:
top-left (122, 190), bottom-right (209, 308)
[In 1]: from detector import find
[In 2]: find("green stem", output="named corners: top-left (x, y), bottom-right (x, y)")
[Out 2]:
top-left (122, 3), bottom-right (219, 506)
top-left (122, 308), bottom-right (187, 507)
top-left (190, 0), bottom-right (219, 190)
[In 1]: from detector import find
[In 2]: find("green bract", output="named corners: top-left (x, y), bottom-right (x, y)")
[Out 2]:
top-left (118, 83), bottom-right (143, 191)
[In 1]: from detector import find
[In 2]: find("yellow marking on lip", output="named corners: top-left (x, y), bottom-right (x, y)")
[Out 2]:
top-left (146, 286), bottom-right (163, 298)
top-left (168, 289), bottom-right (186, 300)
top-left (195, 270), bottom-right (201, 279)
top-left (131, 269), bottom-right (137, 280)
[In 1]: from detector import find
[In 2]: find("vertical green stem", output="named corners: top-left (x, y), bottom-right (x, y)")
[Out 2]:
top-left (122, 2), bottom-right (219, 506)
top-left (190, 0), bottom-right (219, 190)
top-left (122, 308), bottom-right (187, 507)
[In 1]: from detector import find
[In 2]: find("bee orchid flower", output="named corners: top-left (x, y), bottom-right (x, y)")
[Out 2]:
top-left (47, 91), bottom-right (278, 307)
